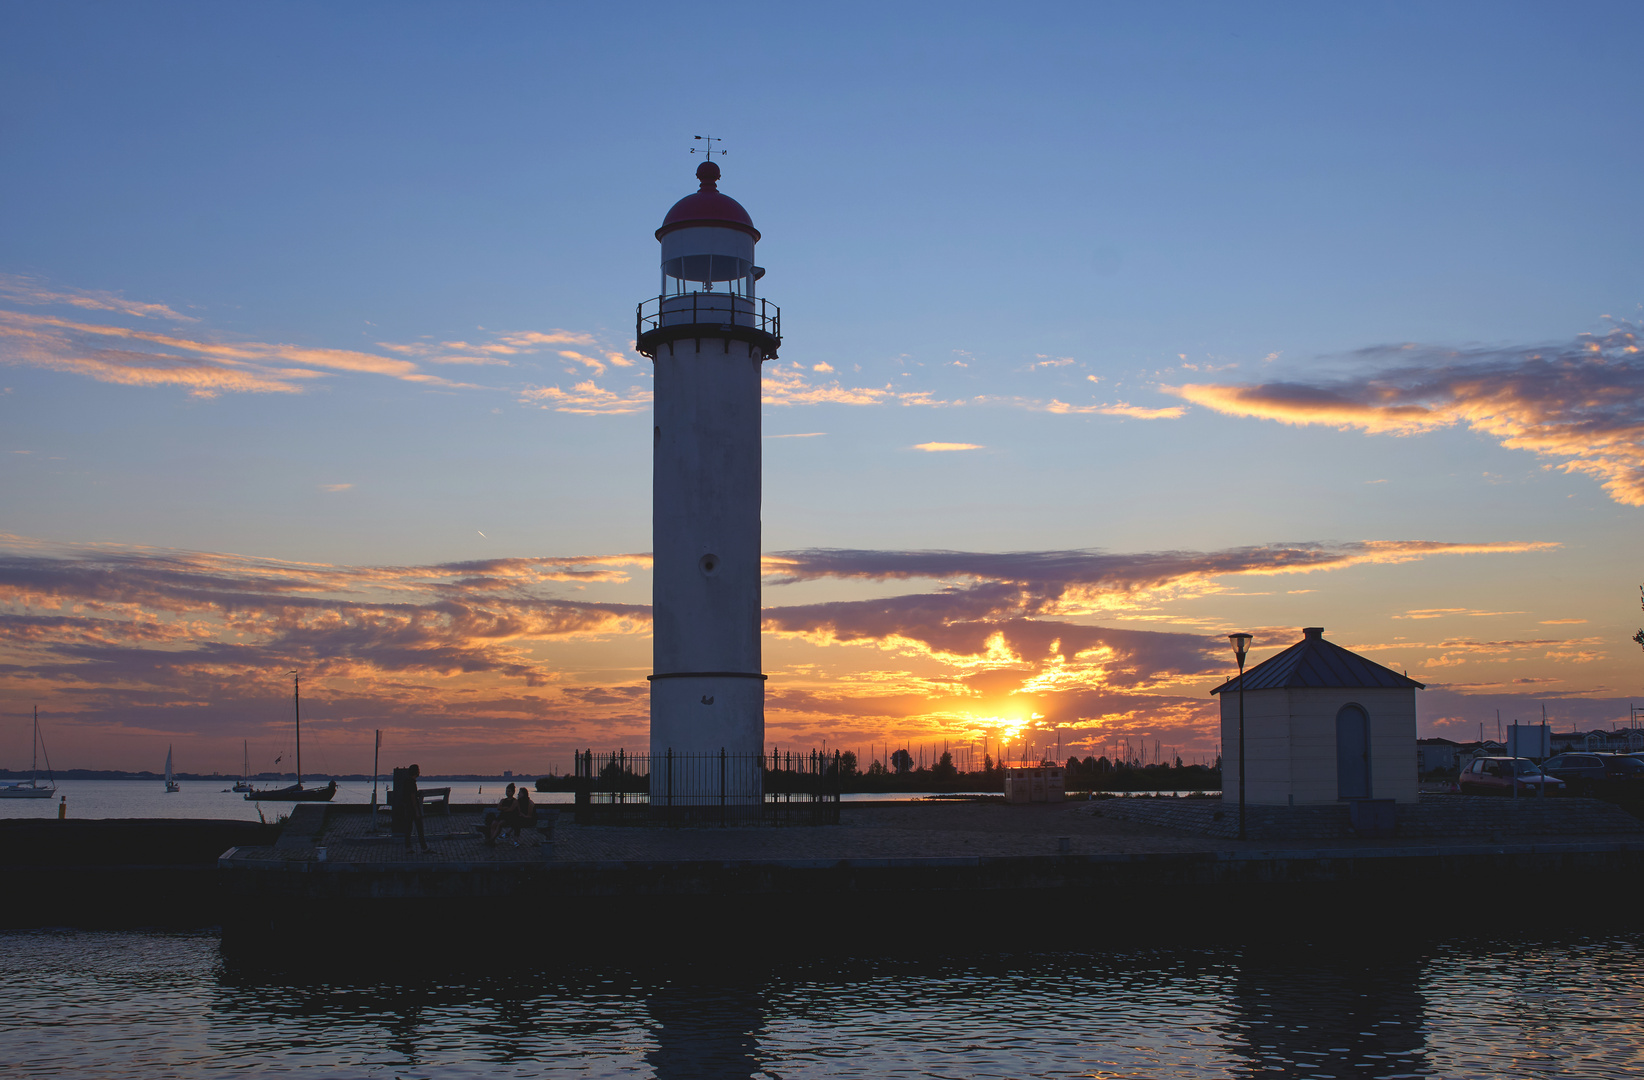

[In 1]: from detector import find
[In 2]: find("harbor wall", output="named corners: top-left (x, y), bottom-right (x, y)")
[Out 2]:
top-left (218, 842), bottom-right (1644, 957)
top-left (0, 818), bottom-right (278, 929)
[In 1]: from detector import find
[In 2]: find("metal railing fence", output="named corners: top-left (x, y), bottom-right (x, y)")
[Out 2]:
top-left (572, 748), bottom-right (840, 826)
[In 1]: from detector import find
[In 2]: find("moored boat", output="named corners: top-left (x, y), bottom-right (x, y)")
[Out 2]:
top-left (0, 706), bottom-right (56, 800)
top-left (246, 671), bottom-right (336, 802)
top-left (247, 779), bottom-right (337, 802)
top-left (164, 745), bottom-right (181, 792)
top-left (231, 740), bottom-right (253, 792)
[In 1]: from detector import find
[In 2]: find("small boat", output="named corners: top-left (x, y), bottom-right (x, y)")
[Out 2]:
top-left (231, 740), bottom-right (253, 792)
top-left (0, 706), bottom-right (56, 800)
top-left (246, 671), bottom-right (336, 802)
top-left (165, 745), bottom-right (181, 792)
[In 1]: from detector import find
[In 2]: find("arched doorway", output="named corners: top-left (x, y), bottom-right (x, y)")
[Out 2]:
top-left (1336, 704), bottom-right (1371, 800)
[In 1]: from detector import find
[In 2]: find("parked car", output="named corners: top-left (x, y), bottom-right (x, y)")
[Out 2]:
top-left (1540, 752), bottom-right (1644, 791)
top-left (1458, 756), bottom-right (1566, 796)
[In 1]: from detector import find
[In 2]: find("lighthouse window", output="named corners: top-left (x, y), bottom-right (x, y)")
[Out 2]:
top-left (699, 554), bottom-right (720, 576)
top-left (664, 255), bottom-right (754, 296)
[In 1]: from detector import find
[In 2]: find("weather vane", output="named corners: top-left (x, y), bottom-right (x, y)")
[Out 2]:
top-left (689, 135), bottom-right (727, 159)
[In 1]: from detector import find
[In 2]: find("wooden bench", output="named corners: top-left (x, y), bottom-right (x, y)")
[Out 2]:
top-left (475, 807), bottom-right (554, 844)
top-left (385, 786), bottom-right (452, 815)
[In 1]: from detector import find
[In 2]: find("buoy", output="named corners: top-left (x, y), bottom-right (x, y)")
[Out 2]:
top-left (58, 795), bottom-right (66, 820)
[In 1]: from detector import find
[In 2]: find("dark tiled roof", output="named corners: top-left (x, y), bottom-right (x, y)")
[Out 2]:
top-left (1211, 627), bottom-right (1425, 695)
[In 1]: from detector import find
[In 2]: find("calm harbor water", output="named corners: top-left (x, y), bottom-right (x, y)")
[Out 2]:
top-left (0, 781), bottom-right (1216, 820)
top-left (0, 780), bottom-right (576, 821)
top-left (1, 930), bottom-right (1640, 1078)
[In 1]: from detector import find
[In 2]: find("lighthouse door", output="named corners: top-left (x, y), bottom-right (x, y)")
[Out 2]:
top-left (1336, 704), bottom-right (1372, 800)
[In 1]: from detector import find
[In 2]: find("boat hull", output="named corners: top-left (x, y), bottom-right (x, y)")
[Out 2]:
top-left (0, 785), bottom-right (55, 799)
top-left (245, 783), bottom-right (336, 802)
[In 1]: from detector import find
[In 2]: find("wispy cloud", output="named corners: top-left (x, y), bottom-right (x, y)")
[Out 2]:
top-left (0, 277), bottom-right (642, 399)
top-left (1392, 608), bottom-right (1526, 620)
top-left (0, 309), bottom-right (478, 397)
top-left (1170, 319), bottom-right (1644, 505)
top-left (0, 274), bottom-right (196, 322)
top-left (761, 363), bottom-right (955, 407)
top-left (518, 381), bottom-right (653, 415)
top-left (912, 442), bottom-right (982, 452)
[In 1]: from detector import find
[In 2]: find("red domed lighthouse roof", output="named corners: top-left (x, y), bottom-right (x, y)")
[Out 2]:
top-left (657, 162), bottom-right (761, 241)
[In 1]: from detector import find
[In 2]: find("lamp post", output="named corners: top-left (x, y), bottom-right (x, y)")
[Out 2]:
top-left (1228, 633), bottom-right (1252, 841)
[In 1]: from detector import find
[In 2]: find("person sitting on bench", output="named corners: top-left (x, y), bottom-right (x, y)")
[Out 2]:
top-left (483, 783), bottom-right (518, 847)
top-left (510, 786), bottom-right (537, 838)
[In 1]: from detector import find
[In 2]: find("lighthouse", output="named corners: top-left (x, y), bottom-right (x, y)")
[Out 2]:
top-left (637, 159), bottom-right (780, 803)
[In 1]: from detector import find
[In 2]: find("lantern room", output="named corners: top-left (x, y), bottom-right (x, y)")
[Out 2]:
top-left (637, 161), bottom-right (781, 358)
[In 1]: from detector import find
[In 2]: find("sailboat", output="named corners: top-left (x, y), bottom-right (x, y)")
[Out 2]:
top-left (232, 740), bottom-right (253, 792)
top-left (165, 745), bottom-right (181, 792)
top-left (0, 706), bottom-right (56, 799)
top-left (246, 671), bottom-right (336, 802)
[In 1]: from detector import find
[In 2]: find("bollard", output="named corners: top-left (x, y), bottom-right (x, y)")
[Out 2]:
top-left (316, 846), bottom-right (327, 863)
top-left (58, 795), bottom-right (66, 820)
top-left (1057, 835), bottom-right (1072, 854)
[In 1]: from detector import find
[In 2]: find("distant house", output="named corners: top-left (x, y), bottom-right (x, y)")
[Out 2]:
top-left (1212, 626), bottom-right (1424, 806)
top-left (1416, 737), bottom-right (1462, 773)
top-left (1549, 729), bottom-right (1644, 754)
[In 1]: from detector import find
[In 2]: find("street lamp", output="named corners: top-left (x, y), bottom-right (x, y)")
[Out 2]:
top-left (1228, 632), bottom-right (1253, 841)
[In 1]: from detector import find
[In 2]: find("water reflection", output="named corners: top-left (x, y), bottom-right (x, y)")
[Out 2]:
top-left (645, 981), bottom-right (766, 1080)
top-left (3, 930), bottom-right (1643, 1078)
top-left (1227, 946), bottom-right (1429, 1078)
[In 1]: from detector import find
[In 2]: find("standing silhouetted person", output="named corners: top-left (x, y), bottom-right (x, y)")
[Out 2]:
top-left (392, 764), bottom-right (431, 854)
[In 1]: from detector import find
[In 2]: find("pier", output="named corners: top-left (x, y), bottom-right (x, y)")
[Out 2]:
top-left (206, 796), bottom-right (1644, 955)
top-left (10, 798), bottom-right (1642, 949)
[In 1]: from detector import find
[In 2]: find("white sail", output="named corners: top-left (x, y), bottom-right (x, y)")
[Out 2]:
top-left (165, 746), bottom-right (174, 783)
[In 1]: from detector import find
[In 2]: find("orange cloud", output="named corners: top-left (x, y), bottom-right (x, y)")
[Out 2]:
top-left (518, 381), bottom-right (653, 415)
top-left (1170, 320), bottom-right (1644, 505)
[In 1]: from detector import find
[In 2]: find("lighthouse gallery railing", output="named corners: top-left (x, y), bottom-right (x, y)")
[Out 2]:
top-left (636, 294), bottom-right (780, 341)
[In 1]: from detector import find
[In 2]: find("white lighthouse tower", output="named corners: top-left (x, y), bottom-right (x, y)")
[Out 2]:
top-left (637, 159), bottom-right (780, 806)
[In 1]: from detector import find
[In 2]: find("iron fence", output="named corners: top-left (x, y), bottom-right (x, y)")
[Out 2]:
top-left (572, 748), bottom-right (840, 826)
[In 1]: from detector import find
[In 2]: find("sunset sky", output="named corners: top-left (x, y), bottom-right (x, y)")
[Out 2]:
top-left (3, 2), bottom-right (1642, 776)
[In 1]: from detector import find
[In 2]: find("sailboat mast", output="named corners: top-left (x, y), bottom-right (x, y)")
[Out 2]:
top-left (292, 671), bottom-right (302, 785)
top-left (32, 705), bottom-right (38, 784)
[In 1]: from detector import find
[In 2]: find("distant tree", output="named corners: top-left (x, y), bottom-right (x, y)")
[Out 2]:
top-left (866, 758), bottom-right (888, 777)
top-left (932, 751), bottom-right (957, 782)
top-left (1634, 584), bottom-right (1643, 652)
top-left (982, 754), bottom-right (995, 776)
top-left (838, 750), bottom-right (859, 778)
top-left (891, 748), bottom-right (914, 775)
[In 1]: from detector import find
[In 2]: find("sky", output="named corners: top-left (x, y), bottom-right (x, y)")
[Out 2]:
top-left (2, 1), bottom-right (1642, 776)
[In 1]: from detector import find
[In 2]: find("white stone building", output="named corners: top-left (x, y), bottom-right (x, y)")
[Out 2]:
top-left (1212, 627), bottom-right (1424, 806)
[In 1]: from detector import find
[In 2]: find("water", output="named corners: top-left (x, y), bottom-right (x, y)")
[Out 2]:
top-left (0, 782), bottom-right (1225, 820)
top-left (0, 780), bottom-right (575, 821)
top-left (1, 930), bottom-right (1641, 1078)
